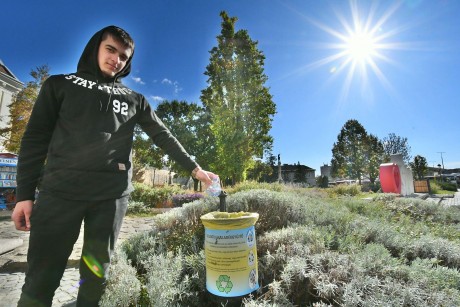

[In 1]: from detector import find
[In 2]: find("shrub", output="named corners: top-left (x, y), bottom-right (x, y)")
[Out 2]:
top-left (104, 184), bottom-right (460, 306)
top-left (142, 251), bottom-right (205, 306)
top-left (405, 234), bottom-right (460, 268)
top-left (436, 205), bottom-right (460, 224)
top-left (171, 193), bottom-right (204, 207)
top-left (381, 196), bottom-right (440, 221)
top-left (130, 182), bottom-right (182, 208)
top-left (126, 201), bottom-right (151, 215)
top-left (328, 184), bottom-right (361, 197)
top-left (430, 181), bottom-right (441, 194)
top-left (100, 249), bottom-right (141, 307)
top-left (225, 180), bottom-right (285, 194)
top-left (430, 180), bottom-right (457, 193)
top-left (361, 181), bottom-right (381, 193)
top-left (438, 181), bottom-right (458, 192)
top-left (372, 193), bottom-right (398, 202)
top-left (316, 175), bottom-right (329, 188)
top-left (225, 189), bottom-right (313, 235)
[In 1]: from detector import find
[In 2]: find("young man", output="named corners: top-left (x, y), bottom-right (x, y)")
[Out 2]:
top-left (12, 25), bottom-right (215, 306)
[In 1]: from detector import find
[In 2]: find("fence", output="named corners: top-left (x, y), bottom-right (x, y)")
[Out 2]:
top-left (413, 180), bottom-right (430, 193)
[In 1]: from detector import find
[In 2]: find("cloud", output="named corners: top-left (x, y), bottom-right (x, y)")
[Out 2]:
top-left (172, 81), bottom-right (182, 95)
top-left (160, 78), bottom-right (182, 94)
top-left (131, 76), bottom-right (145, 85)
top-left (160, 78), bottom-right (182, 95)
top-left (150, 96), bottom-right (164, 102)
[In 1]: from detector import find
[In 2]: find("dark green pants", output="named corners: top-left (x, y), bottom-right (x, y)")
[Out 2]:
top-left (17, 192), bottom-right (128, 307)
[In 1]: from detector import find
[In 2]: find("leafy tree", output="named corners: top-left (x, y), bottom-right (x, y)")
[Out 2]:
top-left (200, 11), bottom-right (276, 185)
top-left (155, 100), bottom-right (213, 190)
top-left (155, 100), bottom-right (213, 174)
top-left (316, 175), bottom-right (329, 188)
top-left (409, 155), bottom-right (428, 180)
top-left (366, 134), bottom-right (385, 184)
top-left (132, 125), bottom-right (164, 181)
top-left (382, 132), bottom-right (412, 164)
top-left (248, 152), bottom-right (277, 183)
top-left (331, 119), bottom-right (368, 184)
top-left (246, 159), bottom-right (272, 182)
top-left (0, 65), bottom-right (49, 153)
top-left (264, 153), bottom-right (277, 182)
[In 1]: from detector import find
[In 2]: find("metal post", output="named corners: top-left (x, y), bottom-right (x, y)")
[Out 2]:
top-left (219, 190), bottom-right (227, 212)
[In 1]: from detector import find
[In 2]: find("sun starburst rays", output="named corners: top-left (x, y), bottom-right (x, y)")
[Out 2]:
top-left (275, 0), bottom-right (418, 105)
top-left (305, 0), bottom-right (406, 102)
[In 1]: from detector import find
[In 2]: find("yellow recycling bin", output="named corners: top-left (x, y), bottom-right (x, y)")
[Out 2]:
top-left (200, 211), bottom-right (259, 297)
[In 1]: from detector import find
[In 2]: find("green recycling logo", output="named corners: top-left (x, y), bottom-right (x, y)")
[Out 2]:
top-left (216, 275), bottom-right (233, 293)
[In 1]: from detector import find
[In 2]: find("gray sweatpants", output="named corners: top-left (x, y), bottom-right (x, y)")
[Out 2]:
top-left (17, 191), bottom-right (128, 307)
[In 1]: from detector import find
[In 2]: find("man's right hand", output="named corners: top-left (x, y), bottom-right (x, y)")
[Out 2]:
top-left (11, 200), bottom-right (34, 231)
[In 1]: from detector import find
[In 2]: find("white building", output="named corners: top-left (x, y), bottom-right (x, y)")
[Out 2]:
top-left (0, 59), bottom-right (24, 151)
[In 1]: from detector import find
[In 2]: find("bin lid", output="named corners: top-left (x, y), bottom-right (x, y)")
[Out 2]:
top-left (201, 211), bottom-right (259, 230)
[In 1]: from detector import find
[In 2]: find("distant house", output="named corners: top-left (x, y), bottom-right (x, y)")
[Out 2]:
top-left (0, 59), bottom-right (24, 151)
top-left (136, 166), bottom-right (176, 187)
top-left (275, 163), bottom-right (316, 186)
top-left (321, 163), bottom-right (343, 183)
top-left (320, 163), bottom-right (368, 185)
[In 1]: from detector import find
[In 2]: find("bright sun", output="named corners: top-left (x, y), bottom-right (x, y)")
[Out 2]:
top-left (345, 30), bottom-right (377, 63)
top-left (299, 0), bottom-right (407, 101)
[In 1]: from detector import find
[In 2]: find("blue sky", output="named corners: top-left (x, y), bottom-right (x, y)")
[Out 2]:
top-left (2, 0), bottom-right (459, 174)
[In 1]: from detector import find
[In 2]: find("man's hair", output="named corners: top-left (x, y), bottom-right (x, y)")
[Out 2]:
top-left (102, 26), bottom-right (134, 50)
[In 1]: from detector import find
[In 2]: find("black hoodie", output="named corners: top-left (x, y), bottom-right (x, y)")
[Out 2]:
top-left (16, 26), bottom-right (198, 201)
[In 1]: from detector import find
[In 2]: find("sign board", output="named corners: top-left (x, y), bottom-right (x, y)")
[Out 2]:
top-left (0, 158), bottom-right (18, 166)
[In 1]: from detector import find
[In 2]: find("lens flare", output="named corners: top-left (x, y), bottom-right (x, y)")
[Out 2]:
top-left (82, 254), bottom-right (104, 278)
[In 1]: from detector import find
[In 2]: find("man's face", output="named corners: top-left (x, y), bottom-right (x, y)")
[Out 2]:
top-left (97, 35), bottom-right (133, 78)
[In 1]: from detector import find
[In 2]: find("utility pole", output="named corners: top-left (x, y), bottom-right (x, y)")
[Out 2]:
top-left (437, 152), bottom-right (445, 170)
top-left (437, 152), bottom-right (445, 181)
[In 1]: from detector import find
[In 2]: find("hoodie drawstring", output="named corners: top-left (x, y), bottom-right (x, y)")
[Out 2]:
top-left (106, 79), bottom-right (116, 112)
top-left (98, 79), bottom-right (116, 112)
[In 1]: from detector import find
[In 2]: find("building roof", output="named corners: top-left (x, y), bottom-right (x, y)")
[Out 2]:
top-left (0, 59), bottom-right (20, 81)
top-left (0, 59), bottom-right (23, 92)
top-left (277, 163), bottom-right (316, 172)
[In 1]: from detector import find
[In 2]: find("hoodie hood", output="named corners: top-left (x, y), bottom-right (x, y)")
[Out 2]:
top-left (77, 25), bottom-right (134, 83)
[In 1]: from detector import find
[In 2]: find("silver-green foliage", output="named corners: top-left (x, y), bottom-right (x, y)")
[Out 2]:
top-left (126, 200), bottom-right (150, 215)
top-left (99, 249), bottom-right (141, 307)
top-left (105, 187), bottom-right (460, 306)
top-left (143, 250), bottom-right (203, 306)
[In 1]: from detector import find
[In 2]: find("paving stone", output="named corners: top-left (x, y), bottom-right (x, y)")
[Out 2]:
top-left (0, 214), bottom-right (159, 306)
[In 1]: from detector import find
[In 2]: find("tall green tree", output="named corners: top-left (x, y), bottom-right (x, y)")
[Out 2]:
top-left (0, 65), bottom-right (49, 153)
top-left (382, 132), bottom-right (412, 164)
top-left (366, 134), bottom-right (385, 184)
top-left (200, 11), bottom-right (276, 184)
top-left (154, 100), bottom-right (213, 190)
top-left (331, 119), bottom-right (368, 184)
top-left (246, 159), bottom-right (272, 182)
top-left (248, 152), bottom-right (277, 183)
top-left (155, 100), bottom-right (213, 175)
top-left (409, 155), bottom-right (428, 180)
top-left (132, 124), bottom-right (164, 181)
top-left (264, 153), bottom-right (277, 182)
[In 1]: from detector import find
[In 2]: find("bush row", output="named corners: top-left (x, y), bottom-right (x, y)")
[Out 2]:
top-left (101, 187), bottom-right (460, 306)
